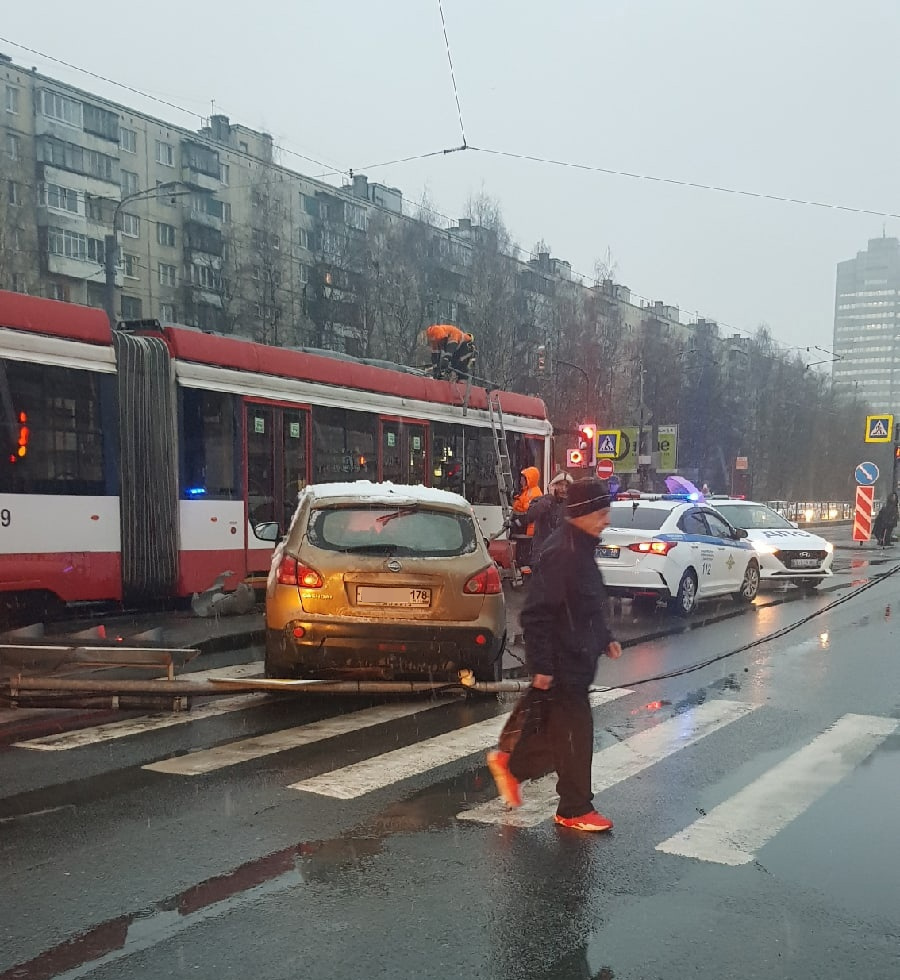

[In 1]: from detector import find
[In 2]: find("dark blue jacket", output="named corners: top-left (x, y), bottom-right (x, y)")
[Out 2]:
top-left (520, 521), bottom-right (615, 690)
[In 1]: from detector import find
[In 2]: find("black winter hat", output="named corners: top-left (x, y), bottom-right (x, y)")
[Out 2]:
top-left (566, 478), bottom-right (612, 517)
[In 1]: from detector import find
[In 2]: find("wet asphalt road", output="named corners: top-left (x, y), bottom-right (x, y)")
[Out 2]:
top-left (1, 544), bottom-right (900, 979)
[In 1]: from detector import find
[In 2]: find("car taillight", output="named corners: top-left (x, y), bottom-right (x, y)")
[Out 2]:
top-left (464, 564), bottom-right (503, 595)
top-left (277, 556), bottom-right (324, 588)
top-left (627, 541), bottom-right (677, 556)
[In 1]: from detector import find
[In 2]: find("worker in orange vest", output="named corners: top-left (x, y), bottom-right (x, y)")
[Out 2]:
top-left (425, 324), bottom-right (476, 380)
top-left (511, 465), bottom-right (543, 571)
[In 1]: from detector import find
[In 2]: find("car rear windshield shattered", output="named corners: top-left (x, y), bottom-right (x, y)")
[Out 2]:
top-left (307, 505), bottom-right (478, 557)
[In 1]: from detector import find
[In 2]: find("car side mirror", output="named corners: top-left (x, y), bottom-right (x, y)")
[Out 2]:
top-left (733, 527), bottom-right (748, 539)
top-left (789, 521), bottom-right (799, 529)
top-left (254, 522), bottom-right (280, 542)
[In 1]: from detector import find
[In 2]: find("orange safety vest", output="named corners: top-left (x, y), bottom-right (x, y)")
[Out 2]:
top-left (512, 466), bottom-right (543, 536)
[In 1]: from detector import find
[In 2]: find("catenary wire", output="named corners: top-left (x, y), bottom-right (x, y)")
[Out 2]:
top-left (436, 0), bottom-right (467, 147)
top-left (0, 42), bottom-right (848, 357)
top-left (591, 561), bottom-right (900, 692)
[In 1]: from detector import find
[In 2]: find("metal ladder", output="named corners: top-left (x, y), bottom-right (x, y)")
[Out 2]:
top-left (487, 391), bottom-right (524, 586)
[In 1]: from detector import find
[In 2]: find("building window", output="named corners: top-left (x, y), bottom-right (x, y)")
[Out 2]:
top-left (123, 253), bottom-right (140, 279)
top-left (239, 140), bottom-right (248, 154)
top-left (345, 203), bottom-right (367, 231)
top-left (298, 228), bottom-right (309, 249)
top-left (120, 213), bottom-right (140, 238)
top-left (48, 227), bottom-right (87, 260)
top-left (222, 202), bottom-right (232, 223)
top-left (7, 181), bottom-right (19, 206)
top-left (86, 196), bottom-right (103, 222)
top-left (44, 182), bottom-right (79, 214)
top-left (156, 222), bottom-right (176, 247)
top-left (5, 86), bottom-right (19, 114)
top-left (47, 282), bottom-right (70, 302)
top-left (83, 148), bottom-right (115, 182)
top-left (121, 296), bottom-right (142, 319)
top-left (11, 228), bottom-right (21, 251)
top-left (219, 162), bottom-right (230, 185)
top-left (6, 133), bottom-right (19, 161)
top-left (82, 104), bottom-right (119, 141)
top-left (121, 170), bottom-right (139, 196)
top-left (298, 263), bottom-right (309, 285)
top-left (187, 263), bottom-right (221, 291)
top-left (120, 127), bottom-right (136, 153)
top-left (160, 303), bottom-right (176, 322)
top-left (12, 273), bottom-right (26, 293)
top-left (158, 263), bottom-right (177, 286)
top-left (41, 90), bottom-right (82, 128)
top-left (87, 238), bottom-right (105, 265)
top-left (155, 140), bottom-right (175, 166)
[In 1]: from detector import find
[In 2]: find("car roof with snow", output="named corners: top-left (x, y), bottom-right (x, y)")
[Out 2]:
top-left (301, 481), bottom-right (472, 512)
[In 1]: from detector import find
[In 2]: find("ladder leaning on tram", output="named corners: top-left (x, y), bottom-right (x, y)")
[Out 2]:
top-left (487, 391), bottom-right (525, 587)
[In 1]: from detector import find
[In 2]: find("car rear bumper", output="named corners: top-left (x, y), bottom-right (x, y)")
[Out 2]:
top-left (265, 621), bottom-right (504, 680)
top-left (596, 563), bottom-right (673, 595)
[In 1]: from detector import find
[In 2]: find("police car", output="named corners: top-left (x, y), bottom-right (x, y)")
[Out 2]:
top-left (705, 498), bottom-right (834, 592)
top-left (595, 495), bottom-right (760, 615)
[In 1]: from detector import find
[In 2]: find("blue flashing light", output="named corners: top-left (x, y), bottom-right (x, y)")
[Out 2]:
top-left (187, 486), bottom-right (208, 497)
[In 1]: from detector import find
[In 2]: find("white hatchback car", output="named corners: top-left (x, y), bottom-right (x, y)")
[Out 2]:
top-left (595, 495), bottom-right (760, 615)
top-left (706, 498), bottom-right (834, 592)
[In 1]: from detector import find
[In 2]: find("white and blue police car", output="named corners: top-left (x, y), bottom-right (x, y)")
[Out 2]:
top-left (705, 498), bottom-right (834, 592)
top-left (595, 494), bottom-right (760, 616)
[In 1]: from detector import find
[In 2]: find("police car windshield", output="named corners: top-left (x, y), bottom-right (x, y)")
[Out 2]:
top-left (608, 505), bottom-right (668, 530)
top-left (714, 504), bottom-right (793, 530)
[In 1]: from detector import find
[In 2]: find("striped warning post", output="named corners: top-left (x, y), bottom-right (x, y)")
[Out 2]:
top-left (853, 485), bottom-right (875, 541)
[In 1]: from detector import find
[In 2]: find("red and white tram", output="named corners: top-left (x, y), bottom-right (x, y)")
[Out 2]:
top-left (0, 291), bottom-right (551, 614)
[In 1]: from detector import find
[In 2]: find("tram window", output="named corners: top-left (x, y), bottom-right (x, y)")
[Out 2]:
top-left (465, 428), bottom-right (500, 505)
top-left (507, 432), bottom-right (544, 486)
top-left (431, 422), bottom-right (464, 495)
top-left (311, 406), bottom-right (378, 484)
top-left (180, 389), bottom-right (240, 499)
top-left (0, 359), bottom-right (108, 495)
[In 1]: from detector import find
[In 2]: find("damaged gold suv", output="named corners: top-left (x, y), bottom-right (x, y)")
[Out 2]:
top-left (265, 482), bottom-right (507, 682)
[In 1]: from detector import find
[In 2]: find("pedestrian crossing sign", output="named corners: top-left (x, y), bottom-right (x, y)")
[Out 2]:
top-left (865, 415), bottom-right (893, 443)
top-left (596, 430), bottom-right (621, 457)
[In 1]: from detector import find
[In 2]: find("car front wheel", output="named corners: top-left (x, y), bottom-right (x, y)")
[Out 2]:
top-left (734, 561), bottom-right (760, 603)
top-left (668, 570), bottom-right (698, 616)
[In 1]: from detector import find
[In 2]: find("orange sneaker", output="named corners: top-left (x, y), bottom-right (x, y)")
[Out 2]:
top-left (554, 811), bottom-right (613, 832)
top-left (486, 750), bottom-right (522, 807)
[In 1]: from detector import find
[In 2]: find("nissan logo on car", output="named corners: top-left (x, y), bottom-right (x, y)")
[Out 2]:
top-left (387, 559), bottom-right (403, 572)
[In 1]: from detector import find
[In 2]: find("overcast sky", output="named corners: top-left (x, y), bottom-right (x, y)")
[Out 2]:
top-left (4, 0), bottom-right (898, 356)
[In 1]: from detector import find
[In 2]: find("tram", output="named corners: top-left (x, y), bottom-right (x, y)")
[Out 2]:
top-left (0, 291), bottom-right (551, 613)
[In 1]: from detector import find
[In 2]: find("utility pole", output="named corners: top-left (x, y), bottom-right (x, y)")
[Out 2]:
top-left (636, 359), bottom-right (652, 491)
top-left (104, 182), bottom-right (186, 330)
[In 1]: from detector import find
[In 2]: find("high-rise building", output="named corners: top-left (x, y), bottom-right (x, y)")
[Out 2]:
top-left (833, 236), bottom-right (900, 411)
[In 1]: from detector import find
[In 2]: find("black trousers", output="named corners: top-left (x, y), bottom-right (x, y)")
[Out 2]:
top-left (504, 687), bottom-right (595, 818)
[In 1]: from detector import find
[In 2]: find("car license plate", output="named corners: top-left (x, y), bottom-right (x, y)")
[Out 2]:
top-left (791, 559), bottom-right (819, 568)
top-left (598, 546), bottom-right (620, 559)
top-left (356, 586), bottom-right (432, 607)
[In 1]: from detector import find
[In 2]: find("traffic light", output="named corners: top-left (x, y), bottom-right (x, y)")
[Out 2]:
top-left (577, 423), bottom-right (597, 467)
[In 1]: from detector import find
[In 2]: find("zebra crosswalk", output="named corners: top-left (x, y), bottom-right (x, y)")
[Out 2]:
top-left (11, 679), bottom-right (897, 867)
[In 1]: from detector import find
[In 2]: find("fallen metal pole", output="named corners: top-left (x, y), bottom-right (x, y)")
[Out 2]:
top-left (7, 675), bottom-right (532, 698)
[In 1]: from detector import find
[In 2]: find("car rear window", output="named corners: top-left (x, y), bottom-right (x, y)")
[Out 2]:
top-left (608, 505), bottom-right (669, 530)
top-left (307, 505), bottom-right (479, 557)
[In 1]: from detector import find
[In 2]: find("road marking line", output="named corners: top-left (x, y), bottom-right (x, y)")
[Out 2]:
top-left (14, 663), bottom-right (268, 751)
top-left (290, 688), bottom-right (633, 800)
top-left (656, 712), bottom-right (899, 865)
top-left (458, 698), bottom-right (758, 827)
top-left (143, 700), bottom-right (449, 776)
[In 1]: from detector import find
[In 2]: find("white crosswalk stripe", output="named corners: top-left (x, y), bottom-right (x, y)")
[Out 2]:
top-left (14, 663), bottom-right (269, 751)
top-left (656, 712), bottom-right (899, 865)
top-left (290, 688), bottom-right (633, 800)
top-left (458, 698), bottom-right (759, 827)
top-left (143, 699), bottom-right (450, 776)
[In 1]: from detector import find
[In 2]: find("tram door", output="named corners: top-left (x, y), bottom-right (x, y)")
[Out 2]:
top-left (379, 419), bottom-right (428, 486)
top-left (245, 403), bottom-right (309, 545)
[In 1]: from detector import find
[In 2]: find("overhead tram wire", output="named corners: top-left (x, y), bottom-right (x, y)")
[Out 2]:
top-left (1, 40), bottom-right (852, 356)
top-left (436, 0), bottom-right (468, 147)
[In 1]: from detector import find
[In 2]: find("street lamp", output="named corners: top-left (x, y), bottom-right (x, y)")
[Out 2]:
top-left (104, 181), bottom-right (188, 328)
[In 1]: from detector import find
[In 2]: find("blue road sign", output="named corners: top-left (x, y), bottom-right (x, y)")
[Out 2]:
top-left (855, 461), bottom-right (879, 486)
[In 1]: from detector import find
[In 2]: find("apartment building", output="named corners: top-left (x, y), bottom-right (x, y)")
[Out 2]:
top-left (0, 52), bottom-right (698, 368)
